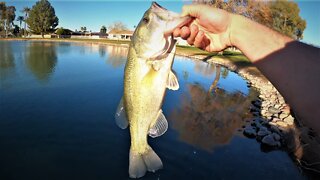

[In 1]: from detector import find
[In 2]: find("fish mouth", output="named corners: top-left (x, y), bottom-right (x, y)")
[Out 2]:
top-left (149, 35), bottom-right (176, 60)
top-left (149, 16), bottom-right (192, 60)
top-left (148, 2), bottom-right (192, 60)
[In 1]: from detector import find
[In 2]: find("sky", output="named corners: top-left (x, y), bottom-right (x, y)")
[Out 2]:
top-left (3, 0), bottom-right (320, 46)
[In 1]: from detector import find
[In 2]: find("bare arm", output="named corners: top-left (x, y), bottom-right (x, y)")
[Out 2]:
top-left (232, 14), bottom-right (320, 133)
top-left (174, 5), bottom-right (320, 133)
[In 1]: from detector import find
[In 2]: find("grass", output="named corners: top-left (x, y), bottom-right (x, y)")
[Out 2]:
top-left (176, 45), bottom-right (252, 67)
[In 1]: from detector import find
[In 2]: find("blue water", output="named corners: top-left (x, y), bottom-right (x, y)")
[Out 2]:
top-left (0, 41), bottom-right (305, 179)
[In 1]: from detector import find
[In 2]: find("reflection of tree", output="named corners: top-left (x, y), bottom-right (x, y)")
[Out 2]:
top-left (56, 42), bottom-right (71, 55)
top-left (0, 42), bottom-right (15, 87)
top-left (208, 65), bottom-right (221, 95)
top-left (194, 61), bottom-right (216, 77)
top-left (0, 42), bottom-right (15, 69)
top-left (99, 45), bottom-right (106, 57)
top-left (25, 42), bottom-right (57, 83)
top-left (170, 81), bottom-right (258, 152)
top-left (182, 71), bottom-right (189, 80)
top-left (105, 45), bottom-right (128, 67)
top-left (221, 67), bottom-right (229, 79)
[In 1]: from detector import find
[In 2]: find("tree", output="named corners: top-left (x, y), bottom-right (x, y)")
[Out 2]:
top-left (55, 27), bottom-right (71, 38)
top-left (21, 7), bottom-right (30, 37)
top-left (192, 0), bottom-right (306, 40)
top-left (100, 25), bottom-right (107, 34)
top-left (26, 0), bottom-right (59, 38)
top-left (16, 15), bottom-right (24, 31)
top-left (108, 21), bottom-right (128, 32)
top-left (80, 26), bottom-right (87, 32)
top-left (0, 5), bottom-right (16, 37)
top-left (269, 0), bottom-right (306, 40)
top-left (0, 2), bottom-right (6, 33)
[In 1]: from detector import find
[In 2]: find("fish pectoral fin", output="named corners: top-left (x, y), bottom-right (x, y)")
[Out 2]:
top-left (148, 110), bottom-right (168, 138)
top-left (115, 97), bottom-right (128, 129)
top-left (167, 70), bottom-right (179, 90)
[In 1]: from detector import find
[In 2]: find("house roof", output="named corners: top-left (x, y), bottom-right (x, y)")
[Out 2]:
top-left (108, 29), bottom-right (134, 35)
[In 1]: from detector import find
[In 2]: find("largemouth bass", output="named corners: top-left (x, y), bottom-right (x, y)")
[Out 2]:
top-left (115, 2), bottom-right (191, 178)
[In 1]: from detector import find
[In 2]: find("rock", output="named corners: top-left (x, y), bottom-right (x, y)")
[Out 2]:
top-left (257, 129), bottom-right (271, 137)
top-left (259, 126), bottom-right (268, 131)
top-left (252, 100), bottom-right (261, 108)
top-left (262, 134), bottom-right (281, 147)
top-left (284, 115), bottom-right (294, 125)
top-left (261, 109), bottom-right (267, 115)
top-left (282, 104), bottom-right (290, 114)
top-left (272, 133), bottom-right (281, 141)
top-left (279, 113), bottom-right (289, 120)
top-left (250, 105), bottom-right (260, 112)
top-left (276, 121), bottom-right (288, 128)
top-left (265, 112), bottom-right (273, 118)
top-left (269, 121), bottom-right (277, 127)
top-left (270, 125), bottom-right (281, 134)
top-left (243, 126), bottom-right (256, 137)
top-left (252, 121), bottom-right (262, 128)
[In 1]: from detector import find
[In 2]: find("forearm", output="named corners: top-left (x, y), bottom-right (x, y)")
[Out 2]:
top-left (230, 14), bottom-right (293, 62)
top-left (230, 15), bottom-right (320, 133)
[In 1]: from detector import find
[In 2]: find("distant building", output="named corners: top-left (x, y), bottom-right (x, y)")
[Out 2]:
top-left (108, 29), bottom-right (134, 40)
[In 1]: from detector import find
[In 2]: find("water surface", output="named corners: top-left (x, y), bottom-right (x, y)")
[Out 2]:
top-left (0, 41), bottom-right (305, 179)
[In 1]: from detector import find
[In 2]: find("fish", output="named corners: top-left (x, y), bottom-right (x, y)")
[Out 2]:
top-left (115, 2), bottom-right (191, 178)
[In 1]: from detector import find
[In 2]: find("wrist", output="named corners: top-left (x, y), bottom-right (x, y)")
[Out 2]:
top-left (228, 14), bottom-right (244, 48)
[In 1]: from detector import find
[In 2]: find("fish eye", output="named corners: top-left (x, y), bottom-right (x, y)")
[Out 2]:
top-left (143, 17), bottom-right (149, 23)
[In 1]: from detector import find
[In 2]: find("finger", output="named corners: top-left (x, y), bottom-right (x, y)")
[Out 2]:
top-left (187, 24), bottom-right (199, 45)
top-left (173, 28), bottom-right (181, 37)
top-left (180, 26), bottom-right (191, 40)
top-left (193, 30), bottom-right (204, 48)
top-left (203, 35), bottom-right (212, 52)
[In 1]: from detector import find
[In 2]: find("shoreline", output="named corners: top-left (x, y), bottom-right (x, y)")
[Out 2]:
top-left (2, 38), bottom-right (319, 176)
top-left (176, 50), bottom-right (320, 177)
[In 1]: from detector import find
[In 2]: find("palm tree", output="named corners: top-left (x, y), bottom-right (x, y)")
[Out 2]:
top-left (16, 16), bottom-right (24, 33)
top-left (21, 7), bottom-right (30, 37)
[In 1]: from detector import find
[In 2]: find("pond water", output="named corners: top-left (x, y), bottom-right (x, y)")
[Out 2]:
top-left (0, 41), bottom-right (306, 179)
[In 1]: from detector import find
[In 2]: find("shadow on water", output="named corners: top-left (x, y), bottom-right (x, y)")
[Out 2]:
top-left (25, 42), bottom-right (57, 83)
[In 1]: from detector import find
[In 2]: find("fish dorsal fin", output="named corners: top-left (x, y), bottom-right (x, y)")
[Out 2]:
top-left (148, 110), bottom-right (168, 138)
top-left (167, 70), bottom-right (179, 90)
top-left (115, 97), bottom-right (128, 129)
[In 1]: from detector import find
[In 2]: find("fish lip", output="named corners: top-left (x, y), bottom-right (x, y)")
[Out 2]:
top-left (150, 16), bottom-right (192, 61)
top-left (149, 35), bottom-right (175, 61)
top-left (151, 2), bottom-right (167, 11)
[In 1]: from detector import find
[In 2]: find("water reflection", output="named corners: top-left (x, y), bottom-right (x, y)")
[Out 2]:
top-left (0, 42), bottom-right (15, 69)
top-left (170, 73), bottom-right (257, 152)
top-left (105, 45), bottom-right (128, 67)
top-left (194, 62), bottom-right (216, 77)
top-left (0, 42), bottom-right (15, 88)
top-left (25, 42), bottom-right (57, 83)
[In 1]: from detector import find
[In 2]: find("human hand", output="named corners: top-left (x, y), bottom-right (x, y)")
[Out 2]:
top-left (173, 4), bottom-right (233, 52)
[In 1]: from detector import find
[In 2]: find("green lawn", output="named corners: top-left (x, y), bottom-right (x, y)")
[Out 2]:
top-left (176, 45), bottom-right (251, 67)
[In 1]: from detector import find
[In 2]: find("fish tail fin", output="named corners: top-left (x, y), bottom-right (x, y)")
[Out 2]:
top-left (129, 145), bottom-right (162, 178)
